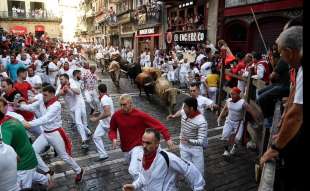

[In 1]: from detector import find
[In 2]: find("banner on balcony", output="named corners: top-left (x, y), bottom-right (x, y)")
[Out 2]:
top-left (173, 30), bottom-right (207, 43)
top-left (10, 26), bottom-right (27, 35)
top-left (35, 25), bottom-right (45, 32)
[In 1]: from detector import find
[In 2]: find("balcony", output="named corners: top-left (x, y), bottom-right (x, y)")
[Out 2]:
top-left (225, 0), bottom-right (278, 8)
top-left (0, 10), bottom-right (61, 22)
top-left (168, 15), bottom-right (205, 32)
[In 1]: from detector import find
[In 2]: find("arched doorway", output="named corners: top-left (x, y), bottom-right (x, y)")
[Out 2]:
top-left (224, 20), bottom-right (248, 54)
top-left (249, 16), bottom-right (289, 54)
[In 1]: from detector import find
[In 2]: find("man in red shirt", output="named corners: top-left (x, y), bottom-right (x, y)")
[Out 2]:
top-left (14, 67), bottom-right (36, 101)
top-left (108, 94), bottom-right (175, 180)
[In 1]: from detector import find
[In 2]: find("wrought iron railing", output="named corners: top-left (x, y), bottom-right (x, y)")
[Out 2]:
top-left (0, 10), bottom-right (61, 21)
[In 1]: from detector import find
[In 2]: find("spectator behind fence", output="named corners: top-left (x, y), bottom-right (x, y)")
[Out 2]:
top-left (260, 26), bottom-right (304, 191)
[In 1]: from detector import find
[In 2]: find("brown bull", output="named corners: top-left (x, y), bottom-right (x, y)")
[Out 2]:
top-left (135, 68), bottom-right (161, 98)
top-left (155, 77), bottom-right (182, 114)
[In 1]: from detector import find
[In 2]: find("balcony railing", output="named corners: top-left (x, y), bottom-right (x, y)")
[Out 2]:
top-left (225, 0), bottom-right (278, 8)
top-left (0, 10), bottom-right (61, 21)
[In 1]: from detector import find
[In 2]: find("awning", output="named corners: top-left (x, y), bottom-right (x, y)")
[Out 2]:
top-left (10, 26), bottom-right (27, 35)
top-left (35, 25), bottom-right (45, 32)
top-left (135, 33), bottom-right (161, 38)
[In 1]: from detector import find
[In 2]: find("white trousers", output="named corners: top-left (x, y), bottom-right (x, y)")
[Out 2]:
top-left (179, 72), bottom-right (187, 85)
top-left (32, 131), bottom-right (81, 174)
top-left (70, 106), bottom-right (91, 142)
top-left (17, 168), bottom-right (48, 189)
top-left (180, 144), bottom-right (204, 176)
top-left (221, 118), bottom-right (244, 142)
top-left (93, 122), bottom-right (108, 158)
top-left (237, 80), bottom-right (246, 95)
top-left (167, 71), bottom-right (175, 82)
top-left (84, 89), bottom-right (100, 110)
top-left (207, 87), bottom-right (218, 103)
top-left (123, 146), bottom-right (144, 181)
top-left (28, 125), bottom-right (43, 137)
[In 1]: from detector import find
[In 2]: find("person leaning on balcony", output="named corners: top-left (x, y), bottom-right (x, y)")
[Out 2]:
top-left (260, 26), bottom-right (304, 191)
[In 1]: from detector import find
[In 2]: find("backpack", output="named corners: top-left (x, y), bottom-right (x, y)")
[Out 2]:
top-left (160, 150), bottom-right (169, 168)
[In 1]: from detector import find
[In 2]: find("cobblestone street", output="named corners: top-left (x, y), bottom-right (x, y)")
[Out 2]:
top-left (44, 73), bottom-right (258, 191)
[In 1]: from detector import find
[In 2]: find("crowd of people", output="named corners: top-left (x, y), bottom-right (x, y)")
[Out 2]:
top-left (0, 15), bottom-right (303, 191)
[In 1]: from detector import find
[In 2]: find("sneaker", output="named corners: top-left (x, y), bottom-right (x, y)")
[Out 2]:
top-left (95, 156), bottom-right (109, 162)
top-left (246, 141), bottom-right (256, 150)
top-left (81, 142), bottom-right (89, 149)
top-left (222, 150), bottom-right (230, 157)
top-left (75, 168), bottom-right (84, 183)
top-left (230, 144), bottom-right (237, 155)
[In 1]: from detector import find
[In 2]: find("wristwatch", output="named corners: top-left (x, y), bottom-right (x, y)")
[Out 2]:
top-left (271, 143), bottom-right (281, 152)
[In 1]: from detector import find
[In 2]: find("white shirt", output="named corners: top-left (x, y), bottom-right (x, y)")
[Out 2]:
top-left (226, 98), bottom-right (245, 121)
top-left (99, 95), bottom-right (115, 127)
top-left (0, 55), bottom-right (10, 69)
top-left (48, 62), bottom-right (58, 84)
top-left (56, 79), bottom-right (81, 110)
top-left (0, 143), bottom-right (18, 191)
top-left (294, 67), bottom-right (303, 104)
top-left (200, 62), bottom-right (212, 76)
top-left (20, 93), bottom-right (44, 118)
top-left (28, 99), bottom-right (62, 131)
top-left (196, 95), bottom-right (214, 114)
top-left (26, 75), bottom-right (42, 87)
top-left (133, 147), bottom-right (205, 191)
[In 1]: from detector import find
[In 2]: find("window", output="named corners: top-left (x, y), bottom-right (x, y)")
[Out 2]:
top-left (8, 0), bottom-right (26, 17)
top-left (227, 23), bottom-right (247, 41)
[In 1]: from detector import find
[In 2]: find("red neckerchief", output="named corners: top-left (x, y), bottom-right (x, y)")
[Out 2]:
top-left (7, 88), bottom-right (17, 97)
top-left (99, 93), bottom-right (108, 100)
top-left (142, 147), bottom-right (158, 170)
top-left (61, 83), bottom-right (70, 89)
top-left (64, 67), bottom-right (69, 71)
top-left (0, 115), bottom-right (12, 125)
top-left (187, 110), bottom-right (201, 119)
top-left (44, 96), bottom-right (58, 108)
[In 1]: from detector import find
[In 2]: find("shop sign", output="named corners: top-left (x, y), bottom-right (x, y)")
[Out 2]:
top-left (121, 23), bottom-right (133, 34)
top-left (139, 28), bottom-right (155, 35)
top-left (173, 30), bottom-right (207, 43)
top-left (118, 13), bottom-right (131, 24)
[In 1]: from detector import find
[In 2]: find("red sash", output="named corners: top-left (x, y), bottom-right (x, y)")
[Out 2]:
top-left (0, 115), bottom-right (12, 125)
top-left (44, 128), bottom-right (72, 156)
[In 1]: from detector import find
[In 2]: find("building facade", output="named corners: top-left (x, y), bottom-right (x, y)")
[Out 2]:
top-left (164, 0), bottom-right (207, 50)
top-left (0, 0), bottom-right (62, 39)
top-left (218, 0), bottom-right (303, 54)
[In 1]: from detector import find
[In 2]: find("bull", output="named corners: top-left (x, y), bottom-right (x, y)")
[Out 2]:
top-left (155, 77), bottom-right (182, 114)
top-left (135, 67), bottom-right (161, 98)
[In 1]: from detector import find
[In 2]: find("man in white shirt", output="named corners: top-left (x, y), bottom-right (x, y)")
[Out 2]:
top-left (48, 56), bottom-right (59, 86)
top-left (82, 64), bottom-right (99, 114)
top-left (56, 73), bottom-right (91, 149)
top-left (23, 85), bottom-right (84, 183)
top-left (217, 87), bottom-right (259, 157)
top-left (122, 128), bottom-right (205, 191)
top-left (90, 84), bottom-right (114, 161)
top-left (126, 48), bottom-right (133, 64)
top-left (26, 67), bottom-right (42, 90)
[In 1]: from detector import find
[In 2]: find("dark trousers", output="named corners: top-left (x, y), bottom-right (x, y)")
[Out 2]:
top-left (257, 84), bottom-right (290, 118)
